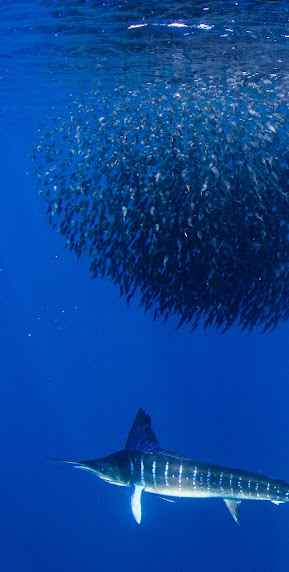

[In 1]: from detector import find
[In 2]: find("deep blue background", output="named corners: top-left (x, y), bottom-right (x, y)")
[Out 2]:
top-left (1, 2), bottom-right (289, 571)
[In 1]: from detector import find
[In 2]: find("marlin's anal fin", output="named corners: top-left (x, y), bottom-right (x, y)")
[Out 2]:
top-left (158, 496), bottom-right (176, 503)
top-left (131, 485), bottom-right (144, 524)
top-left (272, 500), bottom-right (284, 505)
top-left (224, 499), bottom-right (241, 525)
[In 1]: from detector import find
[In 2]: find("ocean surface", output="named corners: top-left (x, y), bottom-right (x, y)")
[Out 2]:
top-left (1, 1), bottom-right (289, 570)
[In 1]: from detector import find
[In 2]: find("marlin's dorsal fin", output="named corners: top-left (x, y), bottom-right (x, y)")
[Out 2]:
top-left (224, 499), bottom-right (241, 525)
top-left (125, 409), bottom-right (161, 452)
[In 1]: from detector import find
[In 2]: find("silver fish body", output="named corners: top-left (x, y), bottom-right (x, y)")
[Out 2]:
top-left (126, 450), bottom-right (289, 503)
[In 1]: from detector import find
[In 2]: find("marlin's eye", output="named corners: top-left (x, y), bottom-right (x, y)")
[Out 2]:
top-left (100, 467), bottom-right (104, 472)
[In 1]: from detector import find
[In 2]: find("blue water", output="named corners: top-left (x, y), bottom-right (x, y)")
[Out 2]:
top-left (1, 1), bottom-right (289, 570)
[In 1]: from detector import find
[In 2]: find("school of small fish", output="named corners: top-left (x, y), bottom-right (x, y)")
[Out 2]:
top-left (30, 71), bottom-right (289, 332)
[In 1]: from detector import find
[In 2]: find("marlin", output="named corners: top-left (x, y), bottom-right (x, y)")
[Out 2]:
top-left (50, 409), bottom-right (289, 524)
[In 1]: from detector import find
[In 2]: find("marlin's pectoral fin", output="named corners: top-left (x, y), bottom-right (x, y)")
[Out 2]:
top-left (130, 485), bottom-right (144, 524)
top-left (224, 499), bottom-right (241, 525)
